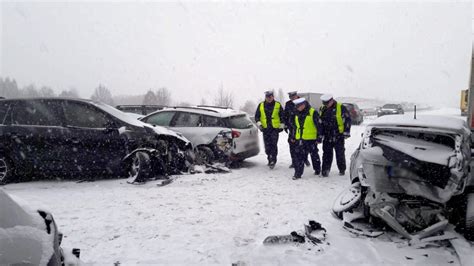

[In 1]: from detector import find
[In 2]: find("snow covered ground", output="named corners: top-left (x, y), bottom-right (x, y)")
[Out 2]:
top-left (2, 107), bottom-right (472, 265)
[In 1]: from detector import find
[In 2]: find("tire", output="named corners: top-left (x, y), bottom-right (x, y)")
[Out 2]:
top-left (464, 193), bottom-right (474, 241)
top-left (0, 156), bottom-right (14, 185)
top-left (127, 151), bottom-right (152, 182)
top-left (194, 146), bottom-right (215, 165)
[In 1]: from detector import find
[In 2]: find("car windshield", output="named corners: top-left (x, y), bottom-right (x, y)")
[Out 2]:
top-left (343, 104), bottom-right (354, 111)
top-left (95, 102), bottom-right (146, 127)
top-left (225, 114), bottom-right (253, 129)
top-left (382, 104), bottom-right (399, 109)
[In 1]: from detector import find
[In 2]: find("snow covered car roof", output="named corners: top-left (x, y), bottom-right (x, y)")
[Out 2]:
top-left (161, 106), bottom-right (246, 118)
top-left (369, 114), bottom-right (470, 134)
top-left (0, 189), bottom-right (54, 265)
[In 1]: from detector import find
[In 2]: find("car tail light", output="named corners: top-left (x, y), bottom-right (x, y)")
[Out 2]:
top-left (232, 130), bottom-right (241, 138)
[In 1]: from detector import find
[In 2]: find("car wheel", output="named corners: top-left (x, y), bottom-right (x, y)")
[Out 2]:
top-left (332, 182), bottom-right (362, 219)
top-left (195, 146), bottom-right (215, 165)
top-left (465, 193), bottom-right (474, 241)
top-left (127, 152), bottom-right (152, 182)
top-left (0, 156), bottom-right (14, 185)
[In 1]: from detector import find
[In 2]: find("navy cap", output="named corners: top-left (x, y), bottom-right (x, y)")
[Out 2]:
top-left (288, 91), bottom-right (297, 97)
top-left (264, 90), bottom-right (274, 97)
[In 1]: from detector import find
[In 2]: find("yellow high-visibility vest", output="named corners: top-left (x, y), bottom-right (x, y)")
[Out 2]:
top-left (319, 103), bottom-right (344, 134)
top-left (295, 108), bottom-right (317, 140)
top-left (336, 103), bottom-right (344, 134)
top-left (259, 101), bottom-right (281, 129)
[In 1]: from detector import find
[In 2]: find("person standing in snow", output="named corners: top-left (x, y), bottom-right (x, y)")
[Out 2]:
top-left (255, 90), bottom-right (285, 169)
top-left (283, 91), bottom-right (310, 168)
top-left (291, 98), bottom-right (321, 180)
top-left (318, 94), bottom-right (351, 177)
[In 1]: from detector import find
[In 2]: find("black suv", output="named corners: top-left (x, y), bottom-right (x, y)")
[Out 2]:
top-left (0, 98), bottom-right (193, 184)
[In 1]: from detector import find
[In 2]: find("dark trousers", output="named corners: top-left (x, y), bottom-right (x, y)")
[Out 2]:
top-left (263, 129), bottom-right (280, 163)
top-left (294, 140), bottom-right (321, 178)
top-left (288, 138), bottom-right (297, 165)
top-left (322, 136), bottom-right (346, 173)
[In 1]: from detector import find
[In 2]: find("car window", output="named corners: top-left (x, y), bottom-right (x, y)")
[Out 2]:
top-left (63, 101), bottom-right (109, 128)
top-left (0, 102), bottom-right (10, 125)
top-left (225, 115), bottom-right (253, 129)
top-left (11, 100), bottom-right (62, 126)
top-left (173, 112), bottom-right (201, 127)
top-left (202, 115), bottom-right (224, 127)
top-left (145, 111), bottom-right (175, 126)
top-left (343, 104), bottom-right (354, 111)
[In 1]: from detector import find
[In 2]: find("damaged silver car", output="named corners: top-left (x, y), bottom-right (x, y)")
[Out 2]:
top-left (332, 115), bottom-right (474, 241)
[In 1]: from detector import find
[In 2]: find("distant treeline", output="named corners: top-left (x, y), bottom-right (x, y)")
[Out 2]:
top-left (0, 77), bottom-right (250, 112)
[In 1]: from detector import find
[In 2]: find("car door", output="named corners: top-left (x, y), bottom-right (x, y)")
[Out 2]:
top-left (141, 111), bottom-right (176, 127)
top-left (61, 100), bottom-right (127, 175)
top-left (5, 99), bottom-right (69, 174)
top-left (169, 112), bottom-right (204, 145)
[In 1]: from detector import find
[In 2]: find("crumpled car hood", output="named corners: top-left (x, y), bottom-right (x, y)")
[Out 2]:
top-left (373, 133), bottom-right (453, 166)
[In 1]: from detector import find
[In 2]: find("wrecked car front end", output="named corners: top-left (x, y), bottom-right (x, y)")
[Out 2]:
top-left (333, 115), bottom-right (473, 241)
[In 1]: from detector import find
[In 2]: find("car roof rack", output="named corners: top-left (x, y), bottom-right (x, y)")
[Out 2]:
top-left (196, 105), bottom-right (232, 109)
top-left (169, 106), bottom-right (219, 113)
top-left (116, 104), bottom-right (165, 108)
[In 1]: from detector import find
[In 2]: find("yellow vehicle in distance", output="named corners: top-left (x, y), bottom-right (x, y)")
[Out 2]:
top-left (461, 89), bottom-right (468, 116)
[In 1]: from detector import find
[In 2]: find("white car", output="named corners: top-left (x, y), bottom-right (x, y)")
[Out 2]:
top-left (140, 106), bottom-right (259, 164)
top-left (333, 115), bottom-right (474, 241)
top-left (0, 189), bottom-right (82, 265)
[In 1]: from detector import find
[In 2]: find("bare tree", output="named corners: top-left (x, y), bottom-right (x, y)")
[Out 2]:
top-left (177, 101), bottom-right (191, 107)
top-left (22, 84), bottom-right (40, 97)
top-left (213, 84), bottom-right (233, 108)
top-left (59, 88), bottom-right (79, 98)
top-left (200, 97), bottom-right (207, 105)
top-left (0, 77), bottom-right (20, 98)
top-left (39, 86), bottom-right (55, 97)
top-left (240, 100), bottom-right (257, 115)
top-left (156, 87), bottom-right (171, 106)
top-left (142, 90), bottom-right (158, 105)
top-left (91, 84), bottom-right (114, 105)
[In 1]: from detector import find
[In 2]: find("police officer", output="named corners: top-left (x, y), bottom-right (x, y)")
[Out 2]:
top-left (255, 90), bottom-right (285, 169)
top-left (291, 98), bottom-right (321, 180)
top-left (319, 94), bottom-right (351, 177)
top-left (284, 91), bottom-right (310, 168)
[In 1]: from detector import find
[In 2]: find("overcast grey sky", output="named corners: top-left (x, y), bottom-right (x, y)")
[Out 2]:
top-left (1, 1), bottom-right (472, 107)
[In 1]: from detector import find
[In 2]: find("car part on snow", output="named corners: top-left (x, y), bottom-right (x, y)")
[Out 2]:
top-left (342, 222), bottom-right (384, 238)
top-left (263, 231), bottom-right (305, 245)
top-left (304, 220), bottom-right (327, 244)
top-left (263, 220), bottom-right (327, 245)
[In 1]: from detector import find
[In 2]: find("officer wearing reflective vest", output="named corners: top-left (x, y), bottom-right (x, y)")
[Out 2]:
top-left (291, 98), bottom-right (321, 180)
top-left (318, 94), bottom-right (351, 177)
top-left (283, 91), bottom-right (310, 169)
top-left (255, 90), bottom-right (285, 169)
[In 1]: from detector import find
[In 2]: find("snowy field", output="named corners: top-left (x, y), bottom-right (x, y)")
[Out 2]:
top-left (2, 108), bottom-right (472, 265)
